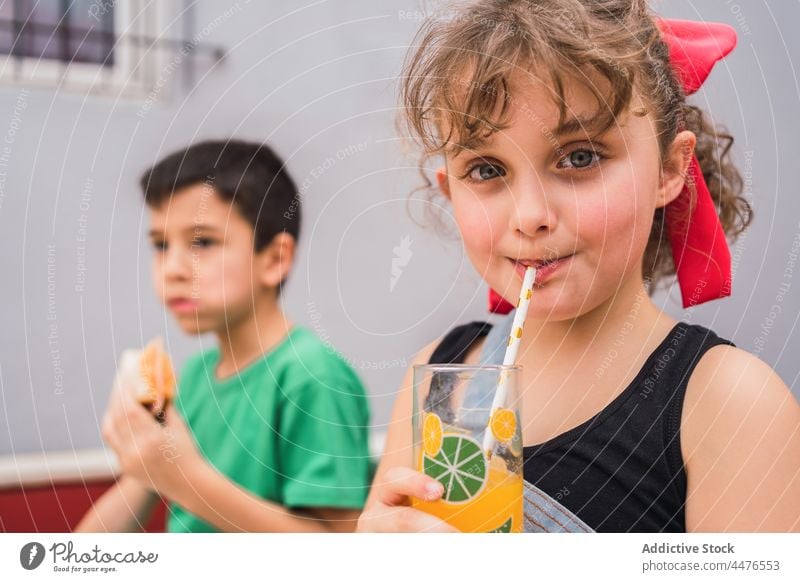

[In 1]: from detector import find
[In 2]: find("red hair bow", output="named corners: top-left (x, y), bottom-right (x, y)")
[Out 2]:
top-left (488, 18), bottom-right (737, 314)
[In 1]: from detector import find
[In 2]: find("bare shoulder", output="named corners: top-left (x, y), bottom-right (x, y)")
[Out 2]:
top-left (683, 344), bottom-right (799, 454)
top-left (682, 344), bottom-right (800, 531)
top-left (685, 344), bottom-right (798, 425)
top-left (414, 336), bottom-right (446, 367)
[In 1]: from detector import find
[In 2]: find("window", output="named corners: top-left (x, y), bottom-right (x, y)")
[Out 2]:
top-left (0, 1), bottom-right (180, 99)
top-left (0, 0), bottom-right (116, 67)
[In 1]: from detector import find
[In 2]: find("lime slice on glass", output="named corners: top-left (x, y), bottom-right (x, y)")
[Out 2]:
top-left (422, 434), bottom-right (487, 503)
top-left (488, 517), bottom-right (513, 533)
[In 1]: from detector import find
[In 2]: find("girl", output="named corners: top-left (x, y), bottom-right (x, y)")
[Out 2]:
top-left (358, 0), bottom-right (800, 532)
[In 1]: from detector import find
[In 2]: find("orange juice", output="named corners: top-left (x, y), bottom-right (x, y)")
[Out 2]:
top-left (413, 427), bottom-right (523, 533)
top-left (413, 465), bottom-right (523, 532)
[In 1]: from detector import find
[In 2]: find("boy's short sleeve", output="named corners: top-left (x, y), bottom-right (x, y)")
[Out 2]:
top-left (278, 364), bottom-right (371, 509)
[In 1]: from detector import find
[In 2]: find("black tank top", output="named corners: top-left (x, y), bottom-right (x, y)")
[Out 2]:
top-left (428, 321), bottom-right (735, 533)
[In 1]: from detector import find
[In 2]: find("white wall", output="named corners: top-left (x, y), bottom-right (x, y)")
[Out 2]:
top-left (1, 0), bottom-right (798, 455)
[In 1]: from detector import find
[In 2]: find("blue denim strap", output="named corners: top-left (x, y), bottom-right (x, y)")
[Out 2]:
top-left (523, 481), bottom-right (593, 532)
top-left (480, 313), bottom-right (594, 533)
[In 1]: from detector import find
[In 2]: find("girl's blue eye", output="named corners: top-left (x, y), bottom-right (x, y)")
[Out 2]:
top-left (558, 149), bottom-right (601, 170)
top-left (468, 162), bottom-right (506, 182)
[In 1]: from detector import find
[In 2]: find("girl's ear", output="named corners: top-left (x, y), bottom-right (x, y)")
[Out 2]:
top-left (436, 166), bottom-right (451, 200)
top-left (657, 130), bottom-right (697, 208)
top-left (256, 232), bottom-right (296, 290)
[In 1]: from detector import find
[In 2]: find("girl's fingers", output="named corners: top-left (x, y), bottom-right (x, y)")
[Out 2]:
top-left (379, 466), bottom-right (445, 506)
top-left (359, 505), bottom-right (458, 533)
top-left (361, 467), bottom-right (455, 532)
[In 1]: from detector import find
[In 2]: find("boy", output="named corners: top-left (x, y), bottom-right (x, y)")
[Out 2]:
top-left (77, 140), bottom-right (371, 532)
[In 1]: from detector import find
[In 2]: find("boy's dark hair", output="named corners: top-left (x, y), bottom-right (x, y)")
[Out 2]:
top-left (140, 139), bottom-right (300, 251)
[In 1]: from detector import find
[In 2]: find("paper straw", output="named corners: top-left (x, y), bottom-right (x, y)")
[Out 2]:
top-left (482, 266), bottom-right (537, 455)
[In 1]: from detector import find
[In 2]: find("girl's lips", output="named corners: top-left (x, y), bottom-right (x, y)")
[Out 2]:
top-left (168, 298), bottom-right (199, 313)
top-left (512, 254), bottom-right (574, 285)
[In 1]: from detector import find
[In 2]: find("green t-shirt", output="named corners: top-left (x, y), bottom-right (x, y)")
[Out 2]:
top-left (166, 326), bottom-right (371, 533)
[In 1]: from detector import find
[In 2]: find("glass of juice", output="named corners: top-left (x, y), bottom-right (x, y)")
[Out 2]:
top-left (411, 364), bottom-right (523, 533)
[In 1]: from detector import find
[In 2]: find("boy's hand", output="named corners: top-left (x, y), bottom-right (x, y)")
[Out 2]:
top-left (102, 385), bottom-right (202, 501)
top-left (357, 466), bottom-right (457, 532)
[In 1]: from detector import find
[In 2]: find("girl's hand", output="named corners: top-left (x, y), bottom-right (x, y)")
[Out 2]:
top-left (101, 385), bottom-right (202, 501)
top-left (357, 466), bottom-right (458, 532)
